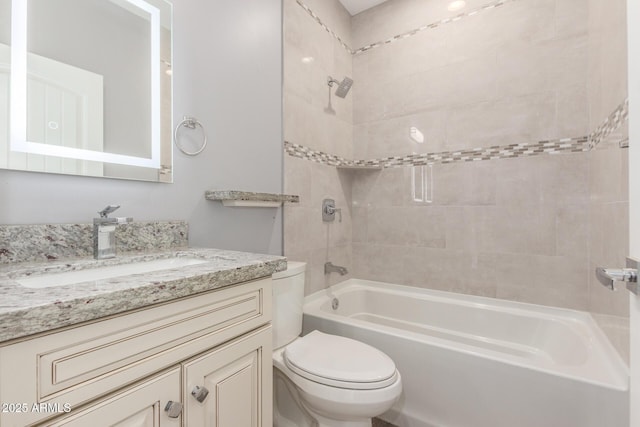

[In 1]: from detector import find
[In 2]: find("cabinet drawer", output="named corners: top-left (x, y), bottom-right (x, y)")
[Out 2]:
top-left (39, 281), bottom-right (266, 398)
top-left (0, 277), bottom-right (271, 427)
top-left (44, 367), bottom-right (182, 427)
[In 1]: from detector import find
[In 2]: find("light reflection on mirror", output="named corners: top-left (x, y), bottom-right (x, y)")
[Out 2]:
top-left (0, 0), bottom-right (173, 182)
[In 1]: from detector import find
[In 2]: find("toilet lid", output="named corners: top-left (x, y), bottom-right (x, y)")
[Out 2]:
top-left (283, 331), bottom-right (398, 390)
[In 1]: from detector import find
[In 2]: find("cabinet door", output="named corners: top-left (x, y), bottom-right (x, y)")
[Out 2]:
top-left (45, 368), bottom-right (182, 427)
top-left (183, 326), bottom-right (272, 427)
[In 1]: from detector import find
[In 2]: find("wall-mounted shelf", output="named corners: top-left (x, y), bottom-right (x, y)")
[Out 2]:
top-left (205, 191), bottom-right (300, 207)
top-left (336, 165), bottom-right (383, 171)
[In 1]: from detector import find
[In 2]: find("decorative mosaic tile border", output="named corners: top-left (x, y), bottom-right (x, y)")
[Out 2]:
top-left (295, 0), bottom-right (517, 56)
top-left (358, 137), bottom-right (589, 167)
top-left (352, 0), bottom-right (516, 55)
top-left (295, 0), bottom-right (354, 54)
top-left (285, 137), bottom-right (589, 169)
top-left (589, 99), bottom-right (629, 149)
top-left (285, 141), bottom-right (354, 167)
top-left (285, 100), bottom-right (629, 169)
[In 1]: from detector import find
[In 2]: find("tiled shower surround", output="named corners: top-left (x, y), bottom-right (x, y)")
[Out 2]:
top-left (283, 0), bottom-right (630, 360)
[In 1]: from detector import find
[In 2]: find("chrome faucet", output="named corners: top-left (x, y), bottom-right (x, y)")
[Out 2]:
top-left (324, 262), bottom-right (348, 276)
top-left (93, 205), bottom-right (132, 259)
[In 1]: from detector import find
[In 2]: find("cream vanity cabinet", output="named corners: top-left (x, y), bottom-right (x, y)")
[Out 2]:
top-left (0, 277), bottom-right (273, 427)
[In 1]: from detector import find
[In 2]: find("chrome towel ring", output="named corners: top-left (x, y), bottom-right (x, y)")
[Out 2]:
top-left (174, 116), bottom-right (207, 156)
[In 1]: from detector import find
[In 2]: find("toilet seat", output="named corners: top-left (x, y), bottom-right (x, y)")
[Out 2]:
top-left (283, 331), bottom-right (398, 390)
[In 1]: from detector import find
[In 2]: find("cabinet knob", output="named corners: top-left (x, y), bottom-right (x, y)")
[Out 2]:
top-left (191, 385), bottom-right (210, 403)
top-left (164, 401), bottom-right (183, 418)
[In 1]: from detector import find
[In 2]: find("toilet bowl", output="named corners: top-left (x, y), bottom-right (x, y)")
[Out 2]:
top-left (272, 262), bottom-right (402, 427)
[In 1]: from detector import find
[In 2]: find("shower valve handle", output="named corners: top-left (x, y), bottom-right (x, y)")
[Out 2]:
top-left (325, 205), bottom-right (342, 222)
top-left (322, 199), bottom-right (342, 222)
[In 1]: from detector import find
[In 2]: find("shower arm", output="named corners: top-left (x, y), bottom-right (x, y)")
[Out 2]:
top-left (327, 76), bottom-right (340, 87)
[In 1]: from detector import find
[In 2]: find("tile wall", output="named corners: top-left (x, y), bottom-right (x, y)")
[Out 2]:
top-left (283, 0), bottom-right (355, 295)
top-left (352, 154), bottom-right (592, 307)
top-left (283, 0), bottom-right (630, 360)
top-left (587, 0), bottom-right (629, 362)
top-left (350, 0), bottom-right (594, 308)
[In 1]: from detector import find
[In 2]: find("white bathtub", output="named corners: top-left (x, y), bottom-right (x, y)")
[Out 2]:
top-left (303, 279), bottom-right (629, 427)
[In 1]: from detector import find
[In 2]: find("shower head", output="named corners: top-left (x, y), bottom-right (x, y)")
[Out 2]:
top-left (335, 77), bottom-right (353, 98)
top-left (328, 76), bottom-right (353, 98)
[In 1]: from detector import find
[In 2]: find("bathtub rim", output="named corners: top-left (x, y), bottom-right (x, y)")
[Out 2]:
top-left (303, 278), bottom-right (629, 392)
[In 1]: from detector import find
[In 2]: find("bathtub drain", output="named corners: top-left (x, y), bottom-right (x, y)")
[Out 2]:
top-left (332, 298), bottom-right (339, 310)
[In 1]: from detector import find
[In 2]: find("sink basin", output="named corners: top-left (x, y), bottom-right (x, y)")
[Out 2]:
top-left (16, 257), bottom-right (208, 288)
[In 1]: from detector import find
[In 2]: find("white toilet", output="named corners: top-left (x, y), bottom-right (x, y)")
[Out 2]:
top-left (272, 262), bottom-right (402, 427)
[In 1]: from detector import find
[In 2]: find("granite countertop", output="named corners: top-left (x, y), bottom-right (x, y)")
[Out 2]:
top-left (0, 248), bottom-right (286, 343)
top-left (205, 190), bottom-right (300, 203)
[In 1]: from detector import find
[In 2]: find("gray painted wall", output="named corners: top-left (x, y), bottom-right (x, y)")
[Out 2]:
top-left (0, 0), bottom-right (284, 255)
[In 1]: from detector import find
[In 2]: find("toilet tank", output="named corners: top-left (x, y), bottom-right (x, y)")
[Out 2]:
top-left (272, 262), bottom-right (306, 350)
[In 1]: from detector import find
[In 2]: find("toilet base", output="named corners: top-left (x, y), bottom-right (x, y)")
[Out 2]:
top-left (311, 413), bottom-right (372, 427)
top-left (274, 367), bottom-right (375, 427)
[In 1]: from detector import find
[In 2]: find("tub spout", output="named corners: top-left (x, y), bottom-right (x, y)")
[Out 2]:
top-left (595, 257), bottom-right (640, 295)
top-left (325, 262), bottom-right (348, 276)
top-left (595, 267), bottom-right (635, 290)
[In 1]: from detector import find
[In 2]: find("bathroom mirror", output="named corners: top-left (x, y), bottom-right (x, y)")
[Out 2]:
top-left (0, 0), bottom-right (173, 182)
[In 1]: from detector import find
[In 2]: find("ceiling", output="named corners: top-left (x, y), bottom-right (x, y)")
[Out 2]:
top-left (338, 0), bottom-right (389, 15)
